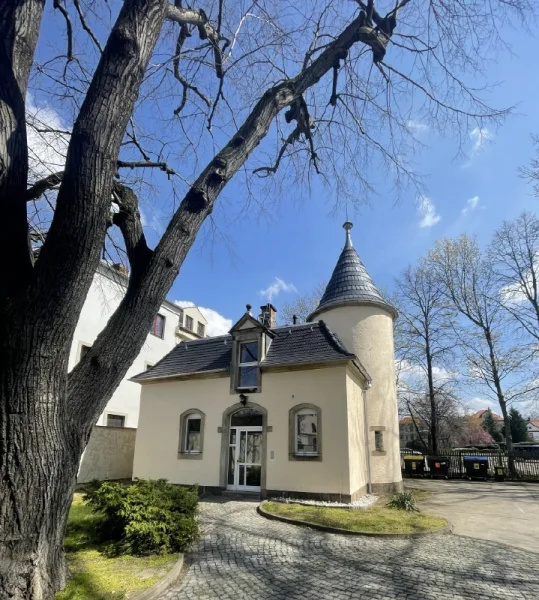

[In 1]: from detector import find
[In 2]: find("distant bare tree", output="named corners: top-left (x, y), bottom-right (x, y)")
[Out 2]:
top-left (1, 1), bottom-right (533, 597)
top-left (428, 235), bottom-right (538, 470)
top-left (489, 211), bottom-right (539, 345)
top-left (280, 281), bottom-right (327, 324)
top-left (394, 262), bottom-right (456, 453)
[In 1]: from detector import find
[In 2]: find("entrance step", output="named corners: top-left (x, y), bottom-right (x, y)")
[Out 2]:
top-left (222, 490), bottom-right (260, 500)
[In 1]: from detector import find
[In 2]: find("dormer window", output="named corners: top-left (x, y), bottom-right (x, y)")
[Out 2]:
top-left (238, 341), bottom-right (259, 389)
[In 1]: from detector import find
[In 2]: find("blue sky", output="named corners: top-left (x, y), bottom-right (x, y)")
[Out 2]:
top-left (166, 22), bottom-right (539, 337)
top-left (29, 3), bottom-right (539, 413)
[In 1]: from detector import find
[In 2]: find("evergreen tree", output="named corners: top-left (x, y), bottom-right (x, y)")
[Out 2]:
top-left (483, 409), bottom-right (503, 442)
top-left (510, 407), bottom-right (530, 443)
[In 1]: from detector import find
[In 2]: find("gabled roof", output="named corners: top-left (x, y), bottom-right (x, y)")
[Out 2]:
top-left (308, 222), bottom-right (397, 321)
top-left (132, 321), bottom-right (369, 383)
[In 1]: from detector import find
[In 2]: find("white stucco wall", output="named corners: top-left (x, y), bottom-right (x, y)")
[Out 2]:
top-left (69, 265), bottom-right (184, 428)
top-left (345, 369), bottom-right (368, 496)
top-left (133, 365), bottom-right (354, 497)
top-left (318, 305), bottom-right (402, 490)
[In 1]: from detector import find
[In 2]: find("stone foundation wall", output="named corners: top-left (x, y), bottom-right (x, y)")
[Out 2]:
top-left (78, 426), bottom-right (136, 483)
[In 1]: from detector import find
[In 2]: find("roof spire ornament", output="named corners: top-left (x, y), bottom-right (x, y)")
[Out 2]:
top-left (343, 221), bottom-right (353, 249)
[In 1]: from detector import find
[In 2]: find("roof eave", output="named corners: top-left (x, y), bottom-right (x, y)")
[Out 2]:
top-left (307, 298), bottom-right (398, 322)
top-left (131, 367), bottom-right (228, 384)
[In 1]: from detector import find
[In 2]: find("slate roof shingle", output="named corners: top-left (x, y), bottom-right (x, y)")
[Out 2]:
top-left (132, 321), bottom-right (365, 382)
top-left (308, 223), bottom-right (396, 320)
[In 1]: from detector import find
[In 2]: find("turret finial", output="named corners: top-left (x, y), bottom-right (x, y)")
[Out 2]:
top-left (343, 221), bottom-right (353, 249)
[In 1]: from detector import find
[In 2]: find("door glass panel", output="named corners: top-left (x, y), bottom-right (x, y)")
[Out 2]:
top-left (239, 464), bottom-right (245, 487)
top-left (246, 432), bottom-right (261, 464)
top-left (227, 446), bottom-right (235, 485)
top-left (239, 431), bottom-right (246, 463)
top-left (230, 428), bottom-right (236, 445)
top-left (246, 465), bottom-right (261, 487)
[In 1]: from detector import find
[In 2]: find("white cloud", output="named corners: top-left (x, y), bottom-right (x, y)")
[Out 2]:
top-left (462, 127), bottom-right (492, 167)
top-left (26, 94), bottom-right (69, 180)
top-left (139, 206), bottom-right (165, 236)
top-left (406, 120), bottom-right (428, 134)
top-left (174, 300), bottom-right (233, 337)
top-left (417, 195), bottom-right (441, 228)
top-left (258, 277), bottom-right (297, 301)
top-left (466, 396), bottom-right (498, 413)
top-left (461, 195), bottom-right (480, 216)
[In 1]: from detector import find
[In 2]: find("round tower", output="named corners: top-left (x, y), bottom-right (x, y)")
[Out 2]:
top-left (307, 222), bottom-right (402, 494)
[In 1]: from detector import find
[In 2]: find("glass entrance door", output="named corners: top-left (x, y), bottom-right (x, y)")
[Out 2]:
top-left (227, 426), bottom-right (262, 491)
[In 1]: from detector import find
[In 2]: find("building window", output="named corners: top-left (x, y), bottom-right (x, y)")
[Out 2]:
top-left (79, 344), bottom-right (91, 361)
top-left (295, 409), bottom-right (318, 455)
top-left (238, 341), bottom-right (259, 389)
top-left (178, 310), bottom-right (184, 327)
top-left (151, 314), bottom-right (165, 338)
top-left (197, 322), bottom-right (205, 337)
top-left (106, 414), bottom-right (125, 428)
top-left (179, 410), bottom-right (205, 459)
top-left (185, 315), bottom-right (194, 331)
top-left (288, 404), bottom-right (322, 461)
top-left (374, 430), bottom-right (384, 452)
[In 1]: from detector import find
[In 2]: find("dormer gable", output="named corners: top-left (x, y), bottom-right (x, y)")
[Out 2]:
top-left (229, 305), bottom-right (275, 394)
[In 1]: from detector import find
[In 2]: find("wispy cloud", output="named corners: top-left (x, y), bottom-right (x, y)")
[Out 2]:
top-left (140, 206), bottom-right (165, 236)
top-left (174, 300), bottom-right (233, 336)
top-left (406, 120), bottom-right (428, 134)
top-left (417, 195), bottom-right (441, 228)
top-left (259, 277), bottom-right (297, 301)
top-left (462, 127), bottom-right (492, 167)
top-left (461, 195), bottom-right (480, 216)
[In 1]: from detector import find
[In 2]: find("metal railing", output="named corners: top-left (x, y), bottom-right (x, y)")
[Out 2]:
top-left (400, 448), bottom-right (539, 480)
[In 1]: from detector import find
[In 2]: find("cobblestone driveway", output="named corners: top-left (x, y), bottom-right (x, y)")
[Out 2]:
top-left (163, 498), bottom-right (539, 600)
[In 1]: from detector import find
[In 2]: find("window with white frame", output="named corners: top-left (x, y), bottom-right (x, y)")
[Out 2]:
top-left (238, 341), bottom-right (259, 389)
top-left (151, 314), bottom-right (165, 338)
top-left (106, 414), bottom-right (125, 428)
top-left (197, 322), bottom-right (205, 337)
top-left (295, 409), bottom-right (318, 455)
top-left (184, 413), bottom-right (202, 454)
top-left (185, 315), bottom-right (194, 331)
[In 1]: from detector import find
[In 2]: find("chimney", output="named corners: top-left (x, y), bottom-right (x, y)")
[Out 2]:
top-left (292, 315), bottom-right (297, 325)
top-left (259, 303), bottom-right (277, 328)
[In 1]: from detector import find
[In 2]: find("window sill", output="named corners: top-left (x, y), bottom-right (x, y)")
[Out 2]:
top-left (150, 332), bottom-right (164, 339)
top-left (178, 452), bottom-right (203, 460)
top-left (371, 450), bottom-right (386, 456)
top-left (289, 453), bottom-right (322, 462)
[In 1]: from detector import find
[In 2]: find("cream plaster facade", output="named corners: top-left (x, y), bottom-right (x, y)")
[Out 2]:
top-left (318, 305), bottom-right (402, 491)
top-left (134, 364), bottom-right (375, 499)
top-left (70, 263), bottom-right (208, 428)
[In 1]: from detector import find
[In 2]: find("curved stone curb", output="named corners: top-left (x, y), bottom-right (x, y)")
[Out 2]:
top-left (131, 554), bottom-right (185, 600)
top-left (257, 501), bottom-right (452, 539)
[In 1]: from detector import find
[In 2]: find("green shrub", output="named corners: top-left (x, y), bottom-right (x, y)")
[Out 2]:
top-left (83, 479), bottom-right (199, 555)
top-left (387, 491), bottom-right (419, 512)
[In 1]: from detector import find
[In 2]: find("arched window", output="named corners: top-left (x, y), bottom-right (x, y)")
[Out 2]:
top-left (178, 409), bottom-right (205, 459)
top-left (288, 404), bottom-right (322, 461)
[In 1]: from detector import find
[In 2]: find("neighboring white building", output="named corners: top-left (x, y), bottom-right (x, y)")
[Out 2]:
top-left (526, 419), bottom-right (539, 441)
top-left (69, 262), bottom-right (208, 428)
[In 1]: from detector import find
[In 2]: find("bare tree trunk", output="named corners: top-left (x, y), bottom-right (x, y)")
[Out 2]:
top-left (0, 323), bottom-right (84, 600)
top-left (485, 330), bottom-right (515, 475)
top-left (425, 335), bottom-right (438, 455)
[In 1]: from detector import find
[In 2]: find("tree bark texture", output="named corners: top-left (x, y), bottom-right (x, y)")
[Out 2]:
top-left (0, 2), bottom-right (399, 598)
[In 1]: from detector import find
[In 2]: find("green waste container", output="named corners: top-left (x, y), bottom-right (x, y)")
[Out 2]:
top-left (403, 455), bottom-right (425, 477)
top-left (463, 456), bottom-right (489, 480)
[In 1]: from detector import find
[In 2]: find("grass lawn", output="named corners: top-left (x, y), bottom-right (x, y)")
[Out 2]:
top-left (263, 499), bottom-right (447, 534)
top-left (56, 494), bottom-right (177, 600)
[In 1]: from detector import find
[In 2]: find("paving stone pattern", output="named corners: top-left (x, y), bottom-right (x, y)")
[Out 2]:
top-left (163, 498), bottom-right (539, 600)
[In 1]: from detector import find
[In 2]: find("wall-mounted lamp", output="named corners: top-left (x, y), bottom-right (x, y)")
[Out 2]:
top-left (239, 393), bottom-right (248, 406)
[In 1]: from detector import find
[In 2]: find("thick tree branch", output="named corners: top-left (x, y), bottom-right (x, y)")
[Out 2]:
top-left (67, 5), bottom-right (401, 427)
top-left (111, 183), bottom-right (153, 274)
top-left (26, 172), bottom-right (64, 201)
top-left (166, 4), bottom-right (225, 78)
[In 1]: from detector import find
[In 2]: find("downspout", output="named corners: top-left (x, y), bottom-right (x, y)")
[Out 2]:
top-left (362, 383), bottom-right (373, 495)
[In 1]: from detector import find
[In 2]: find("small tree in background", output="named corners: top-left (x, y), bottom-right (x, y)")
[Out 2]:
top-left (280, 282), bottom-right (327, 325)
top-left (459, 418), bottom-right (494, 446)
top-left (510, 407), bottom-right (530, 443)
top-left (482, 409), bottom-right (503, 443)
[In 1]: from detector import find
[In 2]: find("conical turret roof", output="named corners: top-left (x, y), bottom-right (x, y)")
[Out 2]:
top-left (307, 222), bottom-right (397, 321)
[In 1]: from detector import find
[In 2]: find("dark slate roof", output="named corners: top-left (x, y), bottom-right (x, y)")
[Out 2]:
top-left (132, 321), bottom-right (367, 382)
top-left (308, 222), bottom-right (397, 320)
